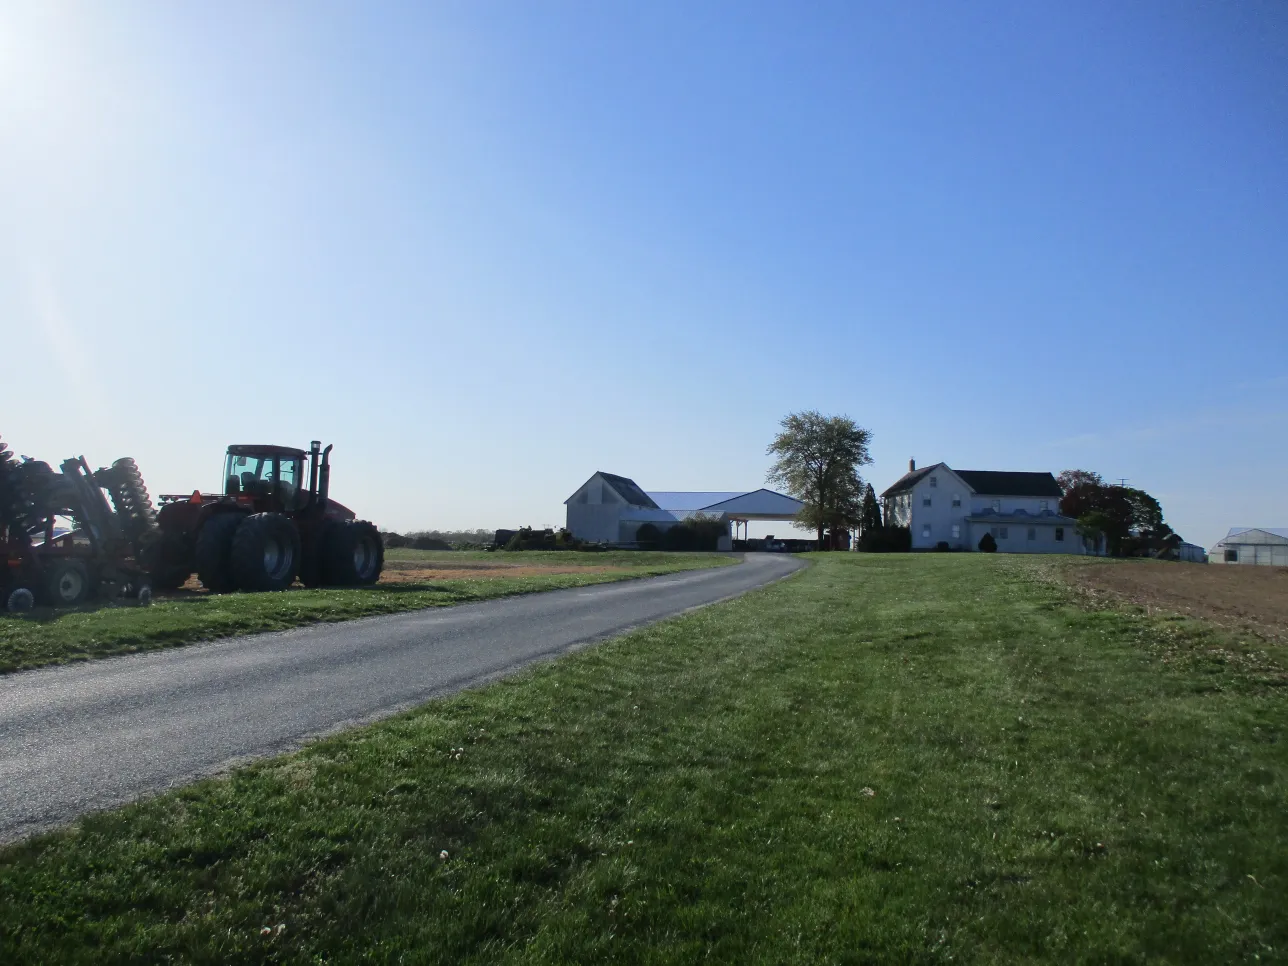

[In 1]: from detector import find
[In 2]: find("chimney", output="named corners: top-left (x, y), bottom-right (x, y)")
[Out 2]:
top-left (909, 458), bottom-right (916, 472)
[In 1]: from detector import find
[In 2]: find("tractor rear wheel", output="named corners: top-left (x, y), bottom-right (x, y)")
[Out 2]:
top-left (323, 520), bottom-right (384, 586)
top-left (195, 513), bottom-right (244, 593)
top-left (142, 534), bottom-right (192, 590)
top-left (230, 513), bottom-right (300, 592)
top-left (43, 560), bottom-right (92, 607)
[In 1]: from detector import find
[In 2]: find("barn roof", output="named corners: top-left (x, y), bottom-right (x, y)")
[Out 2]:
top-left (647, 491), bottom-right (745, 512)
top-left (646, 488), bottom-right (805, 520)
top-left (598, 472), bottom-right (659, 509)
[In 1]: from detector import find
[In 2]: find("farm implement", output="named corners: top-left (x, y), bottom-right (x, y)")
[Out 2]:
top-left (1, 435), bottom-right (382, 612)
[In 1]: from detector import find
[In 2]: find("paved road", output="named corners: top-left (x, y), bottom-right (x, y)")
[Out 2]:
top-left (0, 553), bottom-right (803, 842)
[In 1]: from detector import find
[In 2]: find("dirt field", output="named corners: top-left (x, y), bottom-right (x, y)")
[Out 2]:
top-left (1062, 559), bottom-right (1288, 642)
top-left (377, 561), bottom-right (632, 583)
top-left (173, 559), bottom-right (634, 591)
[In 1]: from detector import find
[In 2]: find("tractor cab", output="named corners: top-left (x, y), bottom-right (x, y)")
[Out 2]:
top-left (222, 441), bottom-right (332, 515)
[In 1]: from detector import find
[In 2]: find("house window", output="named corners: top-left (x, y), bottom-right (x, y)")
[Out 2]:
top-left (1040, 500), bottom-right (1049, 512)
top-left (951, 524), bottom-right (961, 539)
top-left (1225, 549), bottom-right (1238, 563)
top-left (1027, 527), bottom-right (1036, 541)
top-left (930, 476), bottom-right (938, 488)
top-left (921, 524), bottom-right (931, 538)
top-left (1055, 527), bottom-right (1064, 541)
top-left (999, 527), bottom-right (1009, 539)
top-left (991, 499), bottom-right (1001, 512)
top-left (952, 494), bottom-right (961, 507)
top-left (922, 498), bottom-right (932, 507)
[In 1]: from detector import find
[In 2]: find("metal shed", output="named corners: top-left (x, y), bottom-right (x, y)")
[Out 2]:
top-left (1208, 528), bottom-right (1288, 566)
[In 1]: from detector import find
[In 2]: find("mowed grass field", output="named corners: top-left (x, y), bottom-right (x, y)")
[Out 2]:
top-left (3, 553), bottom-right (1286, 963)
top-left (0, 550), bottom-right (734, 674)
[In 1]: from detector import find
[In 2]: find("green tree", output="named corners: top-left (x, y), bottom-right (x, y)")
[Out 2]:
top-left (859, 484), bottom-right (882, 537)
top-left (766, 411), bottom-right (873, 550)
top-left (1060, 469), bottom-right (1175, 556)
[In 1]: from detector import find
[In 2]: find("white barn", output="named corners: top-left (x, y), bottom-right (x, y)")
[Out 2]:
top-left (564, 473), bottom-right (805, 546)
top-left (564, 472), bottom-right (677, 546)
top-left (1208, 528), bottom-right (1288, 566)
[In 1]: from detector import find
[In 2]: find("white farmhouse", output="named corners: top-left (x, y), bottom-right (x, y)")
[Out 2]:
top-left (1208, 528), bottom-right (1288, 566)
top-left (881, 460), bottom-right (1088, 553)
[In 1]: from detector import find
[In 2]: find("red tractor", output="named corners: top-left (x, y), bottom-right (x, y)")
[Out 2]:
top-left (148, 441), bottom-right (383, 593)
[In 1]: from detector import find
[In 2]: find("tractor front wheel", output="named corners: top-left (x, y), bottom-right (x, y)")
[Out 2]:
top-left (195, 513), bottom-right (244, 593)
top-left (231, 513), bottom-right (301, 592)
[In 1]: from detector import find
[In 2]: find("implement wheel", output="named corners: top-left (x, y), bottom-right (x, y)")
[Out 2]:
top-left (323, 520), bottom-right (384, 586)
top-left (230, 513), bottom-right (300, 592)
top-left (43, 560), bottom-right (92, 607)
top-left (195, 512), bottom-right (244, 593)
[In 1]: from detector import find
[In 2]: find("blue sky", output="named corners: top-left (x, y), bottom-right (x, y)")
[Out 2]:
top-left (2, 1), bottom-right (1284, 546)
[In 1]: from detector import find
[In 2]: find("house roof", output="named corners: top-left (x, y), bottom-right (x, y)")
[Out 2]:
top-left (954, 470), bottom-right (1063, 498)
top-left (880, 463), bottom-right (944, 497)
top-left (881, 463), bottom-right (1062, 499)
top-left (597, 472), bottom-right (658, 509)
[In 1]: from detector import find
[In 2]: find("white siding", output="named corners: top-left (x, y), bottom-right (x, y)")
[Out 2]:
top-left (967, 520), bottom-right (1075, 555)
top-left (1211, 542), bottom-right (1288, 566)
top-left (565, 503), bottom-right (623, 544)
top-left (968, 494), bottom-right (1054, 516)
top-left (906, 469), bottom-right (973, 549)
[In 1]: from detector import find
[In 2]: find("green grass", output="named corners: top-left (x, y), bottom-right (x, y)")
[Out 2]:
top-left (0, 550), bottom-right (733, 674)
top-left (2, 553), bottom-right (1285, 963)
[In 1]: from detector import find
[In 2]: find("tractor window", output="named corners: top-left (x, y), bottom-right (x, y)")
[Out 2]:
top-left (277, 458), bottom-right (308, 510)
top-left (225, 452), bottom-right (307, 508)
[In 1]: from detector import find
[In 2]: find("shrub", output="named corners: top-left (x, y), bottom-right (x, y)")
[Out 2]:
top-left (935, 541), bottom-right (951, 552)
top-left (381, 531), bottom-right (410, 549)
top-left (501, 527), bottom-right (584, 551)
top-left (635, 523), bottom-right (663, 550)
top-left (857, 526), bottom-right (911, 553)
top-left (660, 514), bottom-right (726, 552)
top-left (978, 532), bottom-right (998, 553)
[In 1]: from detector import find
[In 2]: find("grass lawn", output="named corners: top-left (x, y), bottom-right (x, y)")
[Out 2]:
top-left (2, 553), bottom-right (1285, 963)
top-left (0, 550), bottom-right (734, 674)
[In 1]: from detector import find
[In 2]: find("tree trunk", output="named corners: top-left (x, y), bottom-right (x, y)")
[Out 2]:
top-left (817, 525), bottom-right (825, 551)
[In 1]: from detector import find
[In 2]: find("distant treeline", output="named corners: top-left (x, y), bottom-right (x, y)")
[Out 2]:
top-left (381, 529), bottom-right (496, 551)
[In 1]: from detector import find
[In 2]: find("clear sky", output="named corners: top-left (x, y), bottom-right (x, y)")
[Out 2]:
top-left (2, 1), bottom-right (1284, 547)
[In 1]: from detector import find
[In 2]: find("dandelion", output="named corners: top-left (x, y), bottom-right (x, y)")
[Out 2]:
top-left (860, 787), bottom-right (876, 798)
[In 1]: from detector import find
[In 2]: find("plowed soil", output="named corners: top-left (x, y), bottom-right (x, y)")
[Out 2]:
top-left (1063, 560), bottom-right (1288, 642)
top-left (173, 561), bottom-right (632, 593)
top-left (378, 562), bottom-right (631, 584)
